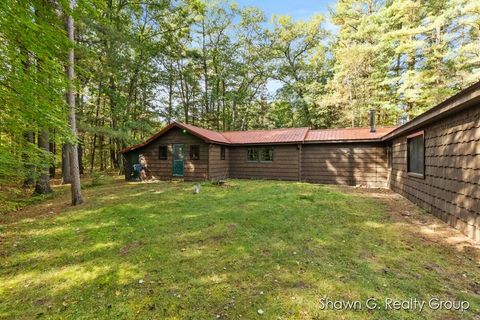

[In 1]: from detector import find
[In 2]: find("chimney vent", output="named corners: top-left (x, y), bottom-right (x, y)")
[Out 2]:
top-left (369, 109), bottom-right (376, 133)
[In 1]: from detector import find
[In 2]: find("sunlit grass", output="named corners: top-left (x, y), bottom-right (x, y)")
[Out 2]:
top-left (0, 179), bottom-right (479, 319)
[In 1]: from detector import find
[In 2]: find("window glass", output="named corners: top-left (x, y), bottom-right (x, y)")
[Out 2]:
top-left (247, 148), bottom-right (273, 162)
top-left (387, 145), bottom-right (393, 168)
top-left (190, 145), bottom-right (200, 160)
top-left (247, 148), bottom-right (259, 161)
top-left (260, 148), bottom-right (273, 162)
top-left (220, 146), bottom-right (226, 160)
top-left (159, 146), bottom-right (168, 160)
top-left (407, 134), bottom-right (424, 175)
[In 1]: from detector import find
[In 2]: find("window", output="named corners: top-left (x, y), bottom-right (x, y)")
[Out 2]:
top-left (220, 146), bottom-right (226, 160)
top-left (387, 145), bottom-right (393, 168)
top-left (190, 145), bottom-right (200, 160)
top-left (260, 148), bottom-right (273, 162)
top-left (159, 146), bottom-right (168, 160)
top-left (247, 148), bottom-right (259, 161)
top-left (247, 147), bottom-right (273, 162)
top-left (407, 131), bottom-right (424, 177)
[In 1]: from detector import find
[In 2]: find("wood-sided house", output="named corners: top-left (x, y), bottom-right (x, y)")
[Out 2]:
top-left (121, 123), bottom-right (394, 187)
top-left (121, 81), bottom-right (480, 241)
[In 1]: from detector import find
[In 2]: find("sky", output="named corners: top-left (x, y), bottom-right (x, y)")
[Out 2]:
top-left (235, 0), bottom-right (335, 22)
top-left (234, 0), bottom-right (337, 95)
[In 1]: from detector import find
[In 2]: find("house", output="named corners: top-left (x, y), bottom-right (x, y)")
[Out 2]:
top-left (121, 81), bottom-right (480, 241)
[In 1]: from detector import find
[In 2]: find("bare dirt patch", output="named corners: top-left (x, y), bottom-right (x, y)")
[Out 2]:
top-left (342, 186), bottom-right (480, 258)
top-left (0, 192), bottom-right (72, 225)
top-left (119, 241), bottom-right (145, 255)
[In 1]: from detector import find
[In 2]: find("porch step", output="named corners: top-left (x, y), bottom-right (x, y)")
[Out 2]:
top-left (171, 178), bottom-right (184, 183)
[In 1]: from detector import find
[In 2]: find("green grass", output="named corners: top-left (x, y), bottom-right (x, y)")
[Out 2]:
top-left (0, 179), bottom-right (479, 319)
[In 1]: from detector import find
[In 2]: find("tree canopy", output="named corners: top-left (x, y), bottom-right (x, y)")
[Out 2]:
top-left (0, 0), bottom-right (479, 185)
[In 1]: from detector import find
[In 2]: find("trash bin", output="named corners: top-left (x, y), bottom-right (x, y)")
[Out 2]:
top-left (131, 164), bottom-right (142, 181)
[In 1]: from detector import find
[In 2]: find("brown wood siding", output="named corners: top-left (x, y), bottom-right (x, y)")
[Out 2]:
top-left (390, 105), bottom-right (480, 241)
top-left (301, 143), bottom-right (388, 188)
top-left (229, 145), bottom-right (300, 181)
top-left (130, 127), bottom-right (209, 181)
top-left (209, 145), bottom-right (229, 180)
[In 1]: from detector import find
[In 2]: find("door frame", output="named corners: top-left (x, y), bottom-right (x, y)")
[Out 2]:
top-left (172, 143), bottom-right (184, 177)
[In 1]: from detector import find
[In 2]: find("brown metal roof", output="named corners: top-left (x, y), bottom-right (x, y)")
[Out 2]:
top-left (120, 121), bottom-right (229, 153)
top-left (222, 127), bottom-right (309, 144)
top-left (305, 127), bottom-right (396, 143)
top-left (121, 122), bottom-right (397, 153)
top-left (180, 122), bottom-right (231, 144)
top-left (121, 80), bottom-right (480, 153)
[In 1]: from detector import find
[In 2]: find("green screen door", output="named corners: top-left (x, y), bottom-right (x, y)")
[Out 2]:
top-left (172, 144), bottom-right (184, 176)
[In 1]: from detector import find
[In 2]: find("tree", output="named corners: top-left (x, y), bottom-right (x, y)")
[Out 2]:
top-left (67, 0), bottom-right (83, 205)
top-left (268, 14), bottom-right (330, 127)
top-left (0, 0), bottom-right (70, 185)
top-left (33, 129), bottom-right (52, 195)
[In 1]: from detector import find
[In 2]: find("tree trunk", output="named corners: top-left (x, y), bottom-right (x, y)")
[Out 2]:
top-left (78, 139), bottom-right (84, 175)
top-left (34, 129), bottom-right (52, 195)
top-left (49, 135), bottom-right (56, 178)
top-left (99, 122), bottom-right (105, 171)
top-left (168, 67), bottom-right (173, 123)
top-left (67, 0), bottom-right (83, 205)
top-left (23, 131), bottom-right (36, 187)
top-left (90, 134), bottom-right (97, 172)
top-left (90, 82), bottom-right (102, 172)
top-left (62, 144), bottom-right (72, 184)
top-left (202, 19), bottom-right (209, 115)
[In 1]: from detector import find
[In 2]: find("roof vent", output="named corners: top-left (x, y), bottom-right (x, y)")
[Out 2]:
top-left (369, 109), bottom-right (376, 133)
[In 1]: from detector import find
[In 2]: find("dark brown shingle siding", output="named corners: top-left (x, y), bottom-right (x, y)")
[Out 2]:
top-left (390, 105), bottom-right (480, 241)
top-left (136, 127), bottom-right (209, 181)
top-left (301, 143), bottom-right (387, 188)
top-left (229, 145), bottom-right (300, 180)
top-left (209, 145), bottom-right (229, 180)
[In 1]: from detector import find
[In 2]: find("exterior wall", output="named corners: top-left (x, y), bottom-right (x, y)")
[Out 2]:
top-left (129, 127), bottom-right (209, 181)
top-left (208, 144), bottom-right (229, 180)
top-left (301, 143), bottom-right (388, 188)
top-left (229, 145), bottom-right (300, 181)
top-left (390, 106), bottom-right (480, 241)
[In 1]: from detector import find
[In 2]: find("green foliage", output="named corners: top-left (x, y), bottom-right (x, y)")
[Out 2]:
top-left (1, 0), bottom-right (479, 185)
top-left (0, 0), bottom-right (71, 184)
top-left (325, 0), bottom-right (480, 126)
top-left (88, 171), bottom-right (106, 187)
top-left (268, 14), bottom-right (330, 127)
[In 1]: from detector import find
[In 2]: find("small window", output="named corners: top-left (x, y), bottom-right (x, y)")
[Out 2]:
top-left (220, 146), bottom-right (226, 160)
top-left (159, 146), bottom-right (168, 160)
top-left (260, 148), bottom-right (273, 162)
top-left (247, 148), bottom-right (259, 161)
top-left (387, 145), bottom-right (393, 169)
top-left (190, 145), bottom-right (200, 160)
top-left (247, 147), bottom-right (273, 162)
top-left (407, 131), bottom-right (424, 177)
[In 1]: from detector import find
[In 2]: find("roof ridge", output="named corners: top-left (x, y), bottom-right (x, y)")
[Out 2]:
top-left (222, 127), bottom-right (309, 133)
top-left (308, 126), bottom-right (397, 131)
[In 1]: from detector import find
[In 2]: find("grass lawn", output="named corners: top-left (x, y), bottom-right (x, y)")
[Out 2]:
top-left (0, 179), bottom-right (479, 319)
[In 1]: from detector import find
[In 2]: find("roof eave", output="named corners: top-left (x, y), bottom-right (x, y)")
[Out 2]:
top-left (120, 122), bottom-right (229, 153)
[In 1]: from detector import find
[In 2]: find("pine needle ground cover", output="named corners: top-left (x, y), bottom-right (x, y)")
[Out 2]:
top-left (1, 179), bottom-right (479, 319)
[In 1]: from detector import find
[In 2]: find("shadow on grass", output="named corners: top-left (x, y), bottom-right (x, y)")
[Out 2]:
top-left (0, 180), bottom-right (479, 319)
